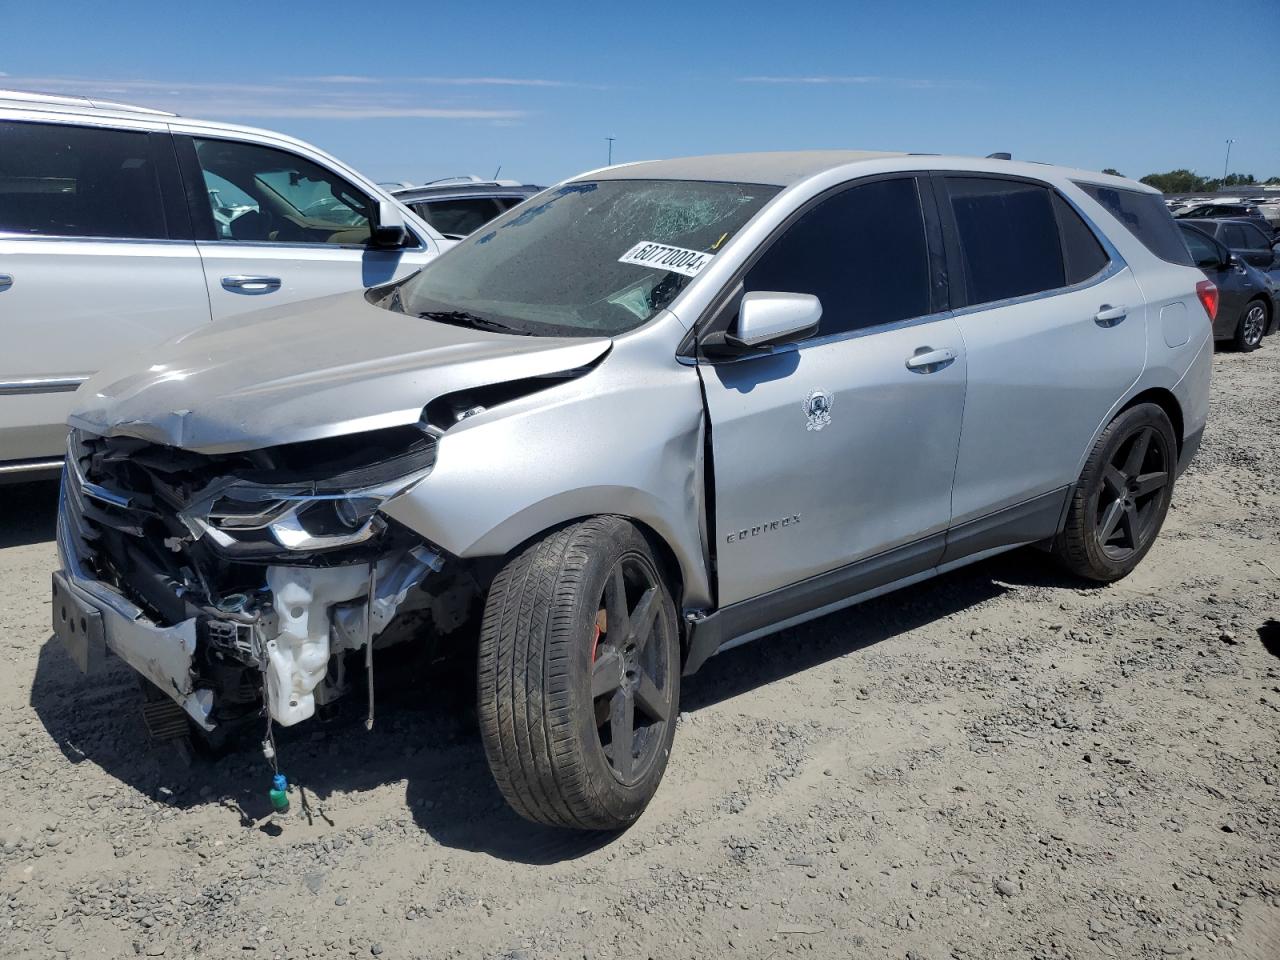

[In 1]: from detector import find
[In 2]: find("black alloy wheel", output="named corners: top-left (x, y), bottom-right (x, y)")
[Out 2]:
top-left (589, 555), bottom-right (675, 786)
top-left (1093, 425), bottom-right (1171, 562)
top-left (477, 517), bottom-right (680, 830)
top-left (1055, 402), bottom-right (1178, 582)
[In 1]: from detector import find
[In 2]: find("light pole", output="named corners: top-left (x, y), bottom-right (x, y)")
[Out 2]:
top-left (1223, 139), bottom-right (1235, 182)
top-left (606, 137), bottom-right (615, 166)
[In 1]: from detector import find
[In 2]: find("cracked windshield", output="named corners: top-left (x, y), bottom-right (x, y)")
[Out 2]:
top-left (394, 179), bottom-right (778, 336)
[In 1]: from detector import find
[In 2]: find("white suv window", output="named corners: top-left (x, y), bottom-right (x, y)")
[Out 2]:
top-left (0, 120), bottom-right (168, 240)
top-left (190, 138), bottom-right (373, 246)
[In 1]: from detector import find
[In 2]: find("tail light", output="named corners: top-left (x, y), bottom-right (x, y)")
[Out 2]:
top-left (1196, 280), bottom-right (1219, 321)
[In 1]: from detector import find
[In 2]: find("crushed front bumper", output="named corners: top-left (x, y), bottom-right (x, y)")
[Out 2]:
top-left (54, 491), bottom-right (213, 729)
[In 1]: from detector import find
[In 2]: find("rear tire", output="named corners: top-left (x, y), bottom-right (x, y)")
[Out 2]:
top-left (477, 517), bottom-right (680, 830)
top-left (1054, 403), bottom-right (1177, 582)
top-left (1234, 299), bottom-right (1268, 351)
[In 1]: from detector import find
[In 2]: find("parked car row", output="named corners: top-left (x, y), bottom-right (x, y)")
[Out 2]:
top-left (1169, 196), bottom-right (1280, 236)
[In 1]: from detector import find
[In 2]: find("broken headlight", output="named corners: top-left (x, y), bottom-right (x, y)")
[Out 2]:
top-left (184, 478), bottom-right (419, 552)
top-left (177, 425), bottom-right (438, 554)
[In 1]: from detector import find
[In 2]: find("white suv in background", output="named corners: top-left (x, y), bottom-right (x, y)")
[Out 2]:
top-left (0, 89), bottom-right (447, 478)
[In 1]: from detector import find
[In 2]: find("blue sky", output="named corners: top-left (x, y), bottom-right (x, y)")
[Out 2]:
top-left (3, 0), bottom-right (1277, 186)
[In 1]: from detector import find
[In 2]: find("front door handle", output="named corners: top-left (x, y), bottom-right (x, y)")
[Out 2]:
top-left (1094, 304), bottom-right (1127, 327)
top-left (905, 346), bottom-right (957, 373)
top-left (0, 274), bottom-right (12, 291)
top-left (221, 275), bottom-right (281, 294)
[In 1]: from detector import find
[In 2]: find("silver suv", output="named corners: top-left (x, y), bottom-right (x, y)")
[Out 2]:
top-left (0, 88), bottom-right (445, 479)
top-left (53, 152), bottom-right (1212, 831)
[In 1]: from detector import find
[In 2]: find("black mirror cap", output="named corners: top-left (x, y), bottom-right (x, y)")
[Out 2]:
top-left (370, 222), bottom-right (409, 248)
top-left (700, 319), bottom-right (820, 359)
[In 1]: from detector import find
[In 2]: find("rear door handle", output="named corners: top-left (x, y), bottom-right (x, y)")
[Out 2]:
top-left (905, 346), bottom-right (957, 373)
top-left (221, 275), bottom-right (281, 294)
top-left (1094, 304), bottom-right (1127, 327)
top-left (0, 274), bottom-right (12, 290)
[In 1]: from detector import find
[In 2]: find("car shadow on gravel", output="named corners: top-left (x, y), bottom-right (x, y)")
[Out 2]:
top-left (0, 478), bottom-right (59, 548)
top-left (27, 546), bottom-right (1074, 865)
top-left (28, 633), bottom-right (617, 865)
top-left (681, 548), bottom-right (1080, 711)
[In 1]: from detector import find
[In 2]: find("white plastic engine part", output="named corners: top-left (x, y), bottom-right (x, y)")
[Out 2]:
top-left (264, 564), bottom-right (370, 725)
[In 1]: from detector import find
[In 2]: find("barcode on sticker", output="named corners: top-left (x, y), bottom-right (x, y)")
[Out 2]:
top-left (618, 241), bottom-right (715, 278)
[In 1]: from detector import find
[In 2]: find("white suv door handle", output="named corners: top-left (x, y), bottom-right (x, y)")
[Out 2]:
top-left (221, 275), bottom-right (281, 294)
top-left (0, 274), bottom-right (13, 290)
top-left (905, 347), bottom-right (957, 373)
top-left (1094, 304), bottom-right (1127, 327)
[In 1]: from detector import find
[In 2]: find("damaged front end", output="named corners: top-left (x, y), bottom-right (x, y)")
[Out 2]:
top-left (55, 424), bottom-right (478, 735)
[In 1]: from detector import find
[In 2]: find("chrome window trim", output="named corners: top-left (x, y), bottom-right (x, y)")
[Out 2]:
top-left (196, 235), bottom-right (427, 254)
top-left (945, 256), bottom-right (1127, 322)
top-left (0, 375), bottom-right (88, 395)
top-left (689, 255), bottom-right (1129, 366)
top-left (0, 232), bottom-right (191, 245)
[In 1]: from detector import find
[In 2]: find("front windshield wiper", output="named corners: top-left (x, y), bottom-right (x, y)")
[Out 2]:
top-left (417, 310), bottom-right (530, 336)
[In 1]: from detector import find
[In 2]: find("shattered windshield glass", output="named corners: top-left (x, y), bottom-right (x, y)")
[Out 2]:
top-left (391, 179), bottom-right (779, 337)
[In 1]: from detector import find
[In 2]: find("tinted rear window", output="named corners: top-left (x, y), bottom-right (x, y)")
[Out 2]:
top-left (946, 177), bottom-right (1065, 305)
top-left (0, 120), bottom-right (168, 240)
top-left (1076, 182), bottom-right (1193, 266)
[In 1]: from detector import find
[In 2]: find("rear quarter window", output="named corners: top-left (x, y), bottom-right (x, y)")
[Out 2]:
top-left (1076, 182), bottom-right (1193, 267)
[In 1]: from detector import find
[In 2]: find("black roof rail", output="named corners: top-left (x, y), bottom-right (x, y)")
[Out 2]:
top-left (986, 152), bottom-right (1012, 160)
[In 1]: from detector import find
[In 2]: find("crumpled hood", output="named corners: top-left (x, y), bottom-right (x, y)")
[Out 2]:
top-left (70, 289), bottom-right (611, 453)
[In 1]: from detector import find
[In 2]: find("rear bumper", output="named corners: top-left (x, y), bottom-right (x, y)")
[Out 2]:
top-left (55, 486), bottom-right (212, 729)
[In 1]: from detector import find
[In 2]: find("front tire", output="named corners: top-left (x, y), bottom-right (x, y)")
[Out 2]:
top-left (1234, 299), bottom-right (1268, 351)
top-left (1054, 403), bottom-right (1177, 582)
top-left (477, 517), bottom-right (680, 830)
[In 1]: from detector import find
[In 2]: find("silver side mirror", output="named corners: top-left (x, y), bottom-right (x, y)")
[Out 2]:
top-left (371, 199), bottom-right (408, 248)
top-left (729, 291), bottom-right (823, 347)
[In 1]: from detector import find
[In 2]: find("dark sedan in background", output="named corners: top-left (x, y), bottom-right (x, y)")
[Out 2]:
top-left (1178, 221), bottom-right (1278, 351)
top-left (1179, 217), bottom-right (1279, 280)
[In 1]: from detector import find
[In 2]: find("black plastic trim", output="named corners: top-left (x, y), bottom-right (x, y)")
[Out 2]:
top-left (683, 533), bottom-right (944, 675)
top-left (152, 131), bottom-right (192, 241)
top-left (683, 486), bottom-right (1073, 676)
top-left (172, 134), bottom-right (218, 242)
top-left (940, 486), bottom-right (1069, 565)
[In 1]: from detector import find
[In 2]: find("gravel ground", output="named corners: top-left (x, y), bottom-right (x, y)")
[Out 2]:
top-left (2, 346), bottom-right (1278, 960)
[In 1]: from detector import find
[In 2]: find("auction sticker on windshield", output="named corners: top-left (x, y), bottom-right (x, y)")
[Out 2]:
top-left (618, 241), bottom-right (715, 278)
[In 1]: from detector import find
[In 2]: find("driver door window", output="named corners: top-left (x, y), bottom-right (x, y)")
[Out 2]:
top-left (743, 177), bottom-right (933, 337)
top-left (189, 138), bottom-right (373, 246)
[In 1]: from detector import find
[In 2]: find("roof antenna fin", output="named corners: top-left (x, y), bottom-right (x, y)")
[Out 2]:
top-left (986, 152), bottom-right (1012, 160)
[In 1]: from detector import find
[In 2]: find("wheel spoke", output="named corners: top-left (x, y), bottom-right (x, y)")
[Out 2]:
top-left (633, 668), bottom-right (666, 722)
top-left (1098, 499), bottom-right (1125, 542)
top-left (1133, 470), bottom-right (1168, 497)
top-left (627, 586), bottom-right (659, 651)
top-left (1122, 429), bottom-right (1151, 477)
top-left (609, 689), bottom-right (634, 780)
top-left (605, 564), bottom-right (628, 642)
top-left (1103, 464), bottom-right (1128, 495)
top-left (592, 648), bottom-right (622, 698)
top-left (1119, 503), bottom-right (1140, 547)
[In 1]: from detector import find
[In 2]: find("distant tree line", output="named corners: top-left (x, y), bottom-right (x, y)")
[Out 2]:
top-left (1099, 168), bottom-right (1280, 193)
